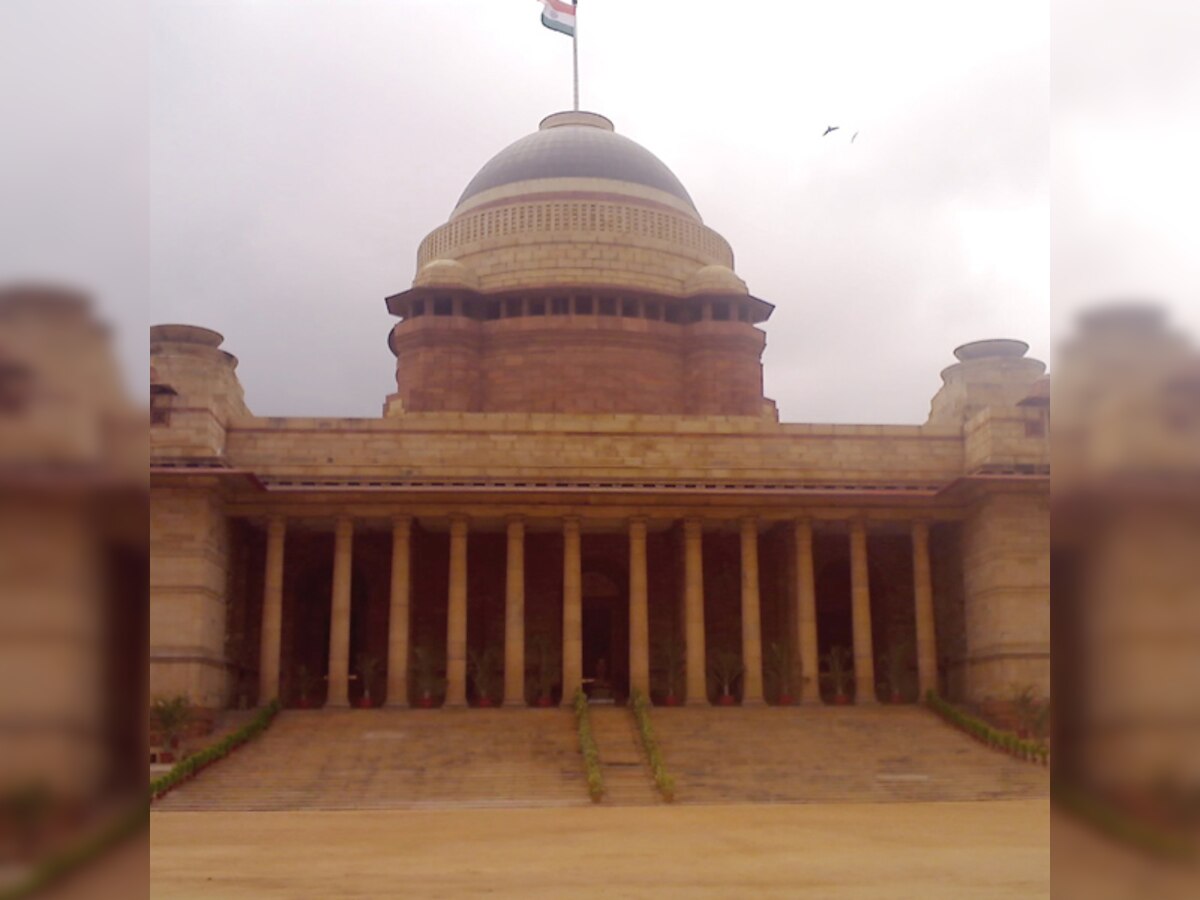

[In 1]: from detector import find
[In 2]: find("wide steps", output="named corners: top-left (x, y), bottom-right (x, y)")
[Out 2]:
top-left (588, 708), bottom-right (661, 806)
top-left (652, 705), bottom-right (1048, 805)
top-left (156, 708), bottom-right (590, 812)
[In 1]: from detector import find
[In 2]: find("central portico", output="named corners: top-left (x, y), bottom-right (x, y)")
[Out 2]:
top-left (149, 110), bottom-right (1050, 724)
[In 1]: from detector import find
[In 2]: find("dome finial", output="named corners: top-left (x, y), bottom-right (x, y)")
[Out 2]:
top-left (539, 111), bottom-right (613, 132)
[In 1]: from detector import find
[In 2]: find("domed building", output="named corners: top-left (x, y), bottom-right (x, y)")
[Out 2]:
top-left (150, 112), bottom-right (1049, 738)
top-left (384, 111), bottom-right (771, 417)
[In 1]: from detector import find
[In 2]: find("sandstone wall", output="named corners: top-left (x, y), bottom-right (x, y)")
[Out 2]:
top-left (960, 491), bottom-right (1051, 707)
top-left (150, 488), bottom-right (234, 708)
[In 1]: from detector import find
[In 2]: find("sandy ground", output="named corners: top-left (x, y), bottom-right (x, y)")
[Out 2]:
top-left (150, 799), bottom-right (1049, 898)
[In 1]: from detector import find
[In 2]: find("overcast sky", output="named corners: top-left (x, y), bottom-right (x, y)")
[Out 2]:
top-left (143, 0), bottom-right (1052, 424)
top-left (3, 2), bottom-right (1196, 423)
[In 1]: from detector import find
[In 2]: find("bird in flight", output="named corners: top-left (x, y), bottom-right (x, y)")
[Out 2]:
top-left (823, 125), bottom-right (840, 136)
top-left (851, 132), bottom-right (859, 143)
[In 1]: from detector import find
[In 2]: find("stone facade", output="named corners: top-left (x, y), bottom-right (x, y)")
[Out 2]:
top-left (148, 111), bottom-right (1050, 719)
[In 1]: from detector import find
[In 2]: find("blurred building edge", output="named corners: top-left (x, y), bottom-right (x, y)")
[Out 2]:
top-left (1052, 302), bottom-right (1200, 830)
top-left (0, 283), bottom-right (148, 808)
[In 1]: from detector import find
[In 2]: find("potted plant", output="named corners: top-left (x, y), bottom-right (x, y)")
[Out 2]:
top-left (150, 695), bottom-right (192, 763)
top-left (411, 645), bottom-right (444, 708)
top-left (469, 646), bottom-right (500, 707)
top-left (821, 646), bottom-right (854, 705)
top-left (879, 641), bottom-right (911, 704)
top-left (1011, 685), bottom-right (1042, 739)
top-left (356, 652), bottom-right (381, 708)
top-left (654, 636), bottom-right (684, 706)
top-left (767, 641), bottom-right (797, 705)
top-left (527, 635), bottom-right (559, 707)
top-left (293, 664), bottom-right (317, 709)
top-left (709, 651), bottom-right (743, 706)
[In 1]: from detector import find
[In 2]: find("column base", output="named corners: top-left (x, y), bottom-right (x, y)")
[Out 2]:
top-left (741, 697), bottom-right (767, 707)
top-left (325, 699), bottom-right (350, 709)
top-left (503, 699), bottom-right (526, 708)
top-left (684, 698), bottom-right (710, 707)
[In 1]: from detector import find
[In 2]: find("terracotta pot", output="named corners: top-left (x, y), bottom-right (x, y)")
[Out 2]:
top-left (536, 695), bottom-right (554, 708)
top-left (296, 697), bottom-right (312, 710)
top-left (417, 694), bottom-right (435, 709)
top-left (159, 751), bottom-right (175, 764)
top-left (890, 691), bottom-right (903, 704)
top-left (777, 694), bottom-right (795, 706)
top-left (357, 696), bottom-right (374, 709)
top-left (663, 694), bottom-right (681, 707)
top-left (718, 694), bottom-right (736, 706)
top-left (834, 693), bottom-right (850, 706)
top-left (477, 697), bottom-right (494, 708)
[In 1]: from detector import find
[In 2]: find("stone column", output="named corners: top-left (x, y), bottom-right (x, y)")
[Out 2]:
top-left (683, 518), bottom-right (708, 705)
top-left (258, 516), bottom-right (286, 704)
top-left (445, 516), bottom-right (469, 708)
top-left (385, 516), bottom-right (412, 707)
top-left (561, 517), bottom-right (583, 704)
top-left (503, 516), bottom-right (526, 706)
top-left (794, 518), bottom-right (820, 704)
top-left (628, 517), bottom-right (650, 698)
top-left (912, 519), bottom-right (938, 698)
top-left (740, 517), bottom-right (765, 705)
top-left (849, 519), bottom-right (877, 704)
top-left (326, 517), bottom-right (354, 708)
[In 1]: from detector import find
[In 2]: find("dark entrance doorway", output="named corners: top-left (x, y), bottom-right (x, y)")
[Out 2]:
top-left (581, 569), bottom-right (627, 701)
top-left (583, 604), bottom-right (613, 681)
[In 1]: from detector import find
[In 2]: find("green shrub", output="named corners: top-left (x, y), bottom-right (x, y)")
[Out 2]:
top-left (630, 690), bottom-right (676, 801)
top-left (150, 699), bottom-right (282, 801)
top-left (149, 694), bottom-right (192, 748)
top-left (573, 690), bottom-right (604, 802)
top-left (925, 691), bottom-right (1046, 767)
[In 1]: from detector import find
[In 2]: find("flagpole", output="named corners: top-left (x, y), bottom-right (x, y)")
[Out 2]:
top-left (572, 1), bottom-right (579, 111)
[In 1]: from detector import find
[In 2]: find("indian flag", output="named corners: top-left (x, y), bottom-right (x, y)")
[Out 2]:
top-left (540, 0), bottom-right (576, 37)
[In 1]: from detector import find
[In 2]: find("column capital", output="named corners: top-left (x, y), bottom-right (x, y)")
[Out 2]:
top-left (266, 514), bottom-right (287, 532)
top-left (391, 514), bottom-right (413, 531)
top-left (683, 517), bottom-right (703, 537)
top-left (740, 516), bottom-right (760, 533)
top-left (911, 517), bottom-right (933, 533)
top-left (628, 515), bottom-right (649, 533)
top-left (505, 513), bottom-right (526, 527)
top-left (562, 515), bottom-right (581, 533)
top-left (449, 514), bottom-right (469, 535)
top-left (849, 517), bottom-right (868, 535)
top-left (334, 516), bottom-right (354, 538)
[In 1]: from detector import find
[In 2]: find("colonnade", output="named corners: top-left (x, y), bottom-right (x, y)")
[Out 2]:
top-left (256, 516), bottom-right (940, 708)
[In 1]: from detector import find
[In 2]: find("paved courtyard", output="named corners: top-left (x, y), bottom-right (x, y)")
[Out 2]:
top-left (150, 799), bottom-right (1049, 898)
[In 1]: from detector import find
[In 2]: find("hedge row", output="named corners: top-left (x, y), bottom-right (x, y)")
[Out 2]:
top-left (150, 699), bottom-right (282, 802)
top-left (925, 691), bottom-right (1048, 765)
top-left (630, 690), bottom-right (676, 802)
top-left (572, 690), bottom-right (605, 802)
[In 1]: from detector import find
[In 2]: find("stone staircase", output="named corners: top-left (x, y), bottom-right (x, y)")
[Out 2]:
top-left (155, 708), bottom-right (591, 811)
top-left (588, 707), bottom-right (661, 806)
top-left (155, 705), bottom-right (1048, 812)
top-left (651, 705), bottom-right (1050, 805)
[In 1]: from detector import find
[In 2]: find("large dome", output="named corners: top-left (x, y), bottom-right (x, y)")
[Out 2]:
top-left (455, 111), bottom-right (697, 215)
